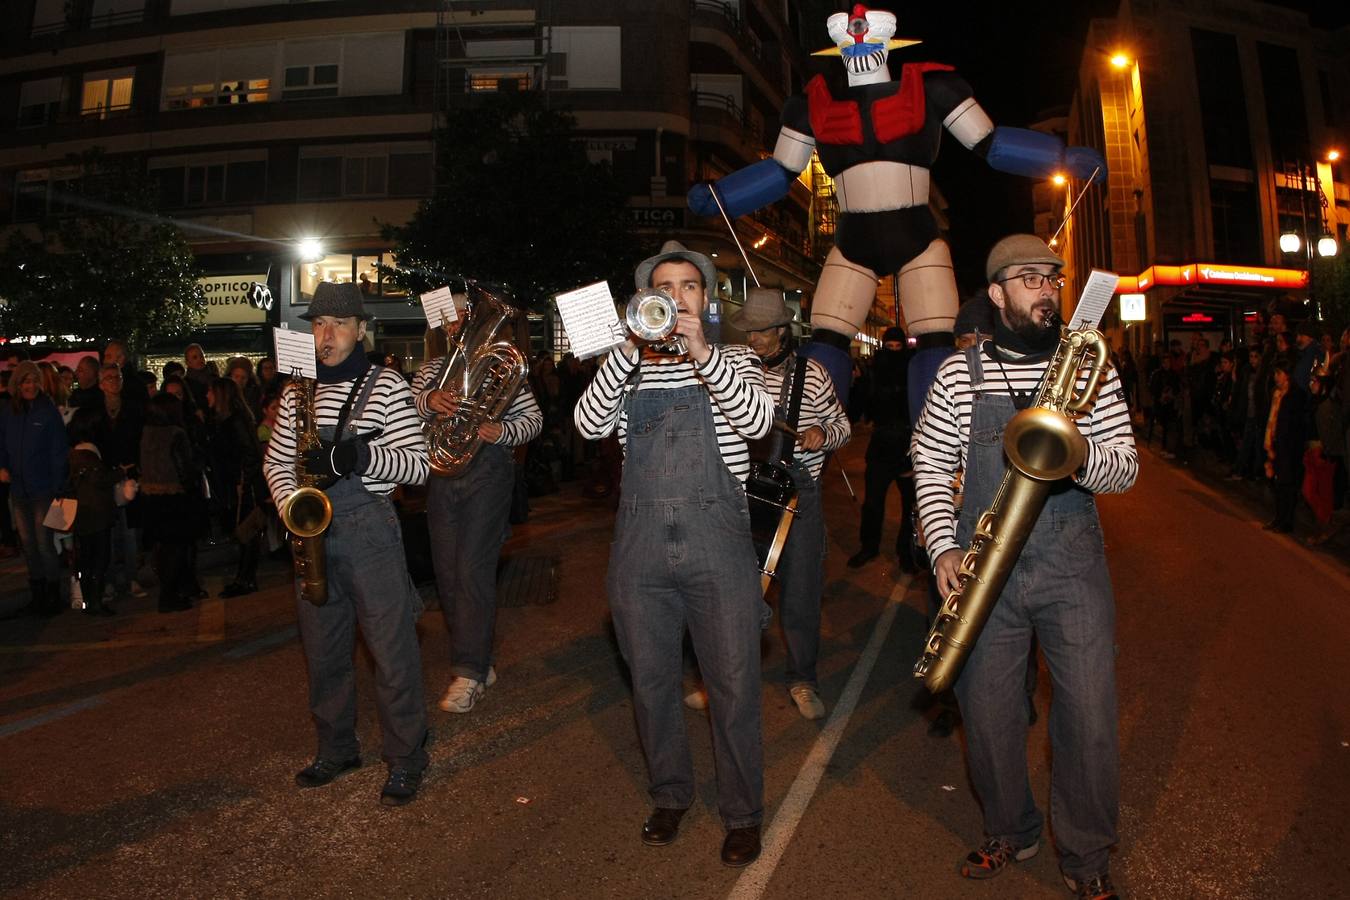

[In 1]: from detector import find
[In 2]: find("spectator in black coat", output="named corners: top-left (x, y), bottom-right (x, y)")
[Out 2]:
top-left (67, 405), bottom-right (125, 617)
top-left (206, 376), bottom-right (267, 597)
top-left (1264, 359), bottom-right (1309, 534)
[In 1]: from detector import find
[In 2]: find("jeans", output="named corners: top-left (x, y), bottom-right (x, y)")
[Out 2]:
top-left (777, 465), bottom-right (824, 688)
top-left (294, 476), bottom-right (428, 771)
top-left (859, 433), bottom-right (915, 558)
top-left (10, 494), bottom-right (60, 581)
top-left (427, 444), bottom-right (514, 682)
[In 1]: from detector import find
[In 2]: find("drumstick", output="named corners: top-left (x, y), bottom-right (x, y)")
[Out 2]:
top-left (773, 418), bottom-right (801, 440)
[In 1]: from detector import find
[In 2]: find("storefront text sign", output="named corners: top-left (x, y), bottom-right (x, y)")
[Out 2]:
top-left (199, 275), bottom-right (270, 325)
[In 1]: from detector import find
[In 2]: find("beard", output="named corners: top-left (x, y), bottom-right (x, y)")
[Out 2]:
top-left (1003, 299), bottom-right (1059, 350)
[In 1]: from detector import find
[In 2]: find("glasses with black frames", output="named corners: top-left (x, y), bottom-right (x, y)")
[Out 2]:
top-left (999, 272), bottom-right (1066, 290)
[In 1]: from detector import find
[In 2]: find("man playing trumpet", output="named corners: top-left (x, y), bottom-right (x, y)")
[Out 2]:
top-left (574, 241), bottom-right (774, 867)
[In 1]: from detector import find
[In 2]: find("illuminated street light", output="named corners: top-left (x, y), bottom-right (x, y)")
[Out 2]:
top-left (1328, 150), bottom-right (1341, 162)
top-left (1318, 235), bottom-right (1339, 258)
top-left (297, 238), bottom-right (324, 263)
top-left (1279, 232), bottom-right (1302, 254)
top-left (1051, 173), bottom-right (1067, 186)
top-left (1110, 52), bottom-right (1130, 69)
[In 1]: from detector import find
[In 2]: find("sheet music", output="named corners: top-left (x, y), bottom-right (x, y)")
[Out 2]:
top-left (419, 286), bottom-right (459, 328)
top-left (274, 327), bottom-right (317, 380)
top-left (554, 281), bottom-right (627, 360)
top-left (1068, 269), bottom-right (1120, 330)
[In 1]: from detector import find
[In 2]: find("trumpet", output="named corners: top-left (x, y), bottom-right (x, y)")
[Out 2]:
top-left (625, 289), bottom-right (687, 355)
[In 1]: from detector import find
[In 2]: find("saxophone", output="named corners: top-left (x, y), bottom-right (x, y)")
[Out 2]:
top-left (913, 316), bottom-right (1111, 693)
top-left (279, 377), bottom-right (333, 606)
top-left (426, 284), bottom-right (529, 478)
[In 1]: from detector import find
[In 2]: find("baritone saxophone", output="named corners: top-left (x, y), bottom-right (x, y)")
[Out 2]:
top-left (279, 377), bottom-right (333, 606)
top-left (912, 316), bottom-right (1111, 693)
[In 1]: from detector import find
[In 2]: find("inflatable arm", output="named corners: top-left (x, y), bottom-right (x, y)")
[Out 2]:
top-left (688, 159), bottom-right (796, 218)
top-left (978, 126), bottom-right (1107, 184)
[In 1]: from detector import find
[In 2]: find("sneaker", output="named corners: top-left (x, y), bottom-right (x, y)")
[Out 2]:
top-left (788, 684), bottom-right (826, 720)
top-left (959, 837), bottom-right (1039, 879)
top-left (1064, 872), bottom-right (1119, 899)
top-left (295, 755), bottom-right (361, 788)
top-left (438, 666), bottom-right (497, 713)
top-left (129, 581), bottom-right (149, 599)
top-left (683, 688), bottom-right (709, 711)
top-left (379, 766), bottom-right (423, 807)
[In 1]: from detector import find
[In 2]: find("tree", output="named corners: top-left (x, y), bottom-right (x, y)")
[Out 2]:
top-left (0, 149), bottom-right (204, 351)
top-left (382, 93), bottom-right (644, 308)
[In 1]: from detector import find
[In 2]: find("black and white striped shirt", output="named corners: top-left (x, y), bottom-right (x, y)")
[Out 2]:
top-left (573, 344), bottom-right (774, 482)
top-left (410, 359), bottom-right (543, 447)
top-left (264, 367), bottom-right (429, 504)
top-left (762, 354), bottom-right (851, 481)
top-left (911, 342), bottom-right (1138, 563)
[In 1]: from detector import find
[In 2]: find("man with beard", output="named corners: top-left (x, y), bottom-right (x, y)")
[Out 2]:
top-left (847, 325), bottom-right (918, 570)
top-left (911, 235), bottom-right (1137, 900)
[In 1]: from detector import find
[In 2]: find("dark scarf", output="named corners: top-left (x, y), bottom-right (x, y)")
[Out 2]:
top-left (761, 346), bottom-right (792, 371)
top-left (992, 318), bottom-right (1058, 362)
top-left (317, 350), bottom-right (370, 384)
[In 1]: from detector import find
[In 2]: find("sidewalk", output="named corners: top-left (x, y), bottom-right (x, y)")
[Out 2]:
top-left (1131, 420), bottom-right (1350, 562)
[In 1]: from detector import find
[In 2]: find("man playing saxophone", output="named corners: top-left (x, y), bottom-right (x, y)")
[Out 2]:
top-left (264, 282), bottom-right (432, 807)
top-left (411, 291), bottom-right (541, 714)
top-left (910, 235), bottom-right (1137, 900)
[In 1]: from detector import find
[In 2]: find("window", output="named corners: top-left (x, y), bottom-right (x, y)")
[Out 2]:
top-left (467, 69), bottom-right (532, 93)
top-left (18, 78), bottom-right (64, 128)
top-left (1258, 42), bottom-right (1309, 161)
top-left (82, 69), bottom-right (135, 118)
top-left (298, 251), bottom-right (405, 303)
top-left (691, 74), bottom-right (743, 118)
top-left (546, 26), bottom-right (621, 90)
top-left (1210, 181), bottom-right (1261, 264)
top-left (89, 0), bottom-right (146, 28)
top-left (149, 152), bottom-right (267, 208)
top-left (163, 46), bottom-right (275, 110)
top-left (297, 144), bottom-right (431, 200)
top-left (30, 0), bottom-right (66, 36)
top-left (283, 63), bottom-right (339, 99)
top-left (12, 167), bottom-right (81, 222)
top-left (1189, 29), bottom-right (1252, 169)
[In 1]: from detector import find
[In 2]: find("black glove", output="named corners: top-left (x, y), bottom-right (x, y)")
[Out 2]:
top-left (302, 430), bottom-right (382, 480)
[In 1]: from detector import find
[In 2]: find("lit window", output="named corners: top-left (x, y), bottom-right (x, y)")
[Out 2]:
top-left (81, 70), bottom-right (134, 118)
top-left (467, 69), bottom-right (532, 93)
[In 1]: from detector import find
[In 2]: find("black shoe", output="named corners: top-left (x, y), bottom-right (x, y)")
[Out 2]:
top-left (295, 755), bottom-right (361, 788)
top-left (219, 581), bottom-right (257, 599)
top-left (928, 708), bottom-right (960, 738)
top-left (641, 807), bottom-right (688, 846)
top-left (379, 766), bottom-right (423, 807)
top-left (721, 825), bottom-right (761, 867)
top-left (847, 550), bottom-right (878, 569)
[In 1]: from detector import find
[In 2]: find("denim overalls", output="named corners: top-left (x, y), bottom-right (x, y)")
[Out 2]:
top-left (952, 343), bottom-right (1119, 882)
top-left (606, 380), bottom-right (764, 830)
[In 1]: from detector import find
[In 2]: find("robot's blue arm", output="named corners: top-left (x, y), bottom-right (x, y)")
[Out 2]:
top-left (979, 127), bottom-right (1107, 184)
top-left (688, 159), bottom-right (796, 218)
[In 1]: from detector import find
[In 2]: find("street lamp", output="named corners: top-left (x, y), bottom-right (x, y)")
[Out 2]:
top-left (1278, 154), bottom-right (1341, 319)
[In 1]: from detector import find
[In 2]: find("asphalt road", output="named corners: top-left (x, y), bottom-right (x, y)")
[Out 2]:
top-left (1, 430), bottom-right (1347, 899)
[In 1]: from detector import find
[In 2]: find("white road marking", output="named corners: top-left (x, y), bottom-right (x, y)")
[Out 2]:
top-left (727, 574), bottom-right (912, 900)
top-left (0, 695), bottom-right (106, 739)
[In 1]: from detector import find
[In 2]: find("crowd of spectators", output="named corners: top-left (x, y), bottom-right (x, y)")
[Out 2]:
top-left (0, 341), bottom-right (291, 618)
top-left (1134, 313), bottom-right (1350, 542)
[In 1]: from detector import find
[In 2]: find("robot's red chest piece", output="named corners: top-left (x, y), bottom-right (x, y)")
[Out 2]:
top-left (806, 64), bottom-right (954, 145)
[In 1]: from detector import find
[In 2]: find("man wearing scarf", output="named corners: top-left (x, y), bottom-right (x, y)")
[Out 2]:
top-left (263, 282), bottom-right (431, 807)
top-left (911, 235), bottom-right (1137, 900)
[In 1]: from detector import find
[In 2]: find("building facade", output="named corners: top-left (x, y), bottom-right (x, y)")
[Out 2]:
top-left (1057, 0), bottom-right (1350, 355)
top-left (1, 0), bottom-right (828, 365)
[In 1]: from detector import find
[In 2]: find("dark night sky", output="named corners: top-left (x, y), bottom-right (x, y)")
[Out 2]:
top-left (789, 0), bottom-right (1350, 291)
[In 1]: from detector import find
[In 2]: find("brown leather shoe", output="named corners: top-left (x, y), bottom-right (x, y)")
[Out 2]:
top-left (641, 807), bottom-right (688, 846)
top-left (721, 825), bottom-right (761, 867)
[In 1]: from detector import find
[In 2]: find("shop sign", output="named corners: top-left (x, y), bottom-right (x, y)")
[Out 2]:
top-left (1115, 263), bottom-right (1307, 292)
top-left (198, 275), bottom-right (270, 325)
top-left (1119, 293), bottom-right (1146, 322)
top-left (629, 206), bottom-right (682, 227)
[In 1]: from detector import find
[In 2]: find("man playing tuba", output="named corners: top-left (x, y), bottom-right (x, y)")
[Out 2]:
top-left (411, 289), bottom-right (541, 714)
top-left (263, 281), bottom-right (431, 807)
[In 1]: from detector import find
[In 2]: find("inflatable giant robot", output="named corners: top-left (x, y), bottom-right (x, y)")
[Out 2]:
top-left (689, 4), bottom-right (1106, 405)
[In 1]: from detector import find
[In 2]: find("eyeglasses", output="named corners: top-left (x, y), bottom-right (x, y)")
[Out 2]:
top-left (999, 272), bottom-right (1066, 290)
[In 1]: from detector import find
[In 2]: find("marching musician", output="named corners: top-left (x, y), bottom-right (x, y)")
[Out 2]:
top-left (411, 292), bottom-right (542, 714)
top-left (910, 235), bottom-right (1137, 899)
top-left (573, 241), bottom-right (774, 867)
top-left (263, 282), bottom-right (432, 807)
top-left (731, 289), bottom-right (850, 720)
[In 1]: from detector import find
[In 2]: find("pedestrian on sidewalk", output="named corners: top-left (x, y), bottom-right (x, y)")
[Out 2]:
top-left (205, 376), bottom-right (267, 598)
top-left (0, 361), bottom-right (69, 615)
top-left (1263, 359), bottom-right (1308, 535)
top-left (66, 405), bottom-right (127, 617)
top-left (139, 393), bottom-right (201, 612)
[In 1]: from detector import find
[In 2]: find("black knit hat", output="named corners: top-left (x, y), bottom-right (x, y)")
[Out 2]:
top-left (299, 282), bottom-right (369, 321)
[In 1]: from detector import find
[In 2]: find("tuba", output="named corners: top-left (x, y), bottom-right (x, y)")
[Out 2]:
top-left (279, 377), bottom-right (333, 606)
top-left (913, 315), bottom-right (1111, 693)
top-left (426, 283), bottom-right (530, 478)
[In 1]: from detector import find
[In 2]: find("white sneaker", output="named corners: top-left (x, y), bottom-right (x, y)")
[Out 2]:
top-left (789, 685), bottom-right (826, 720)
top-left (438, 667), bottom-right (497, 713)
top-left (683, 688), bottom-right (709, 711)
top-left (129, 580), bottom-right (149, 599)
